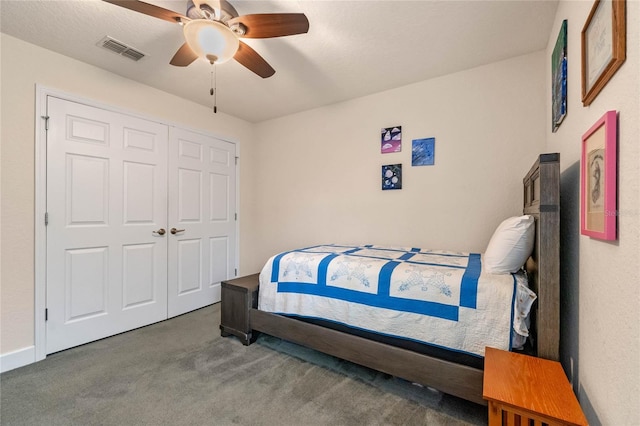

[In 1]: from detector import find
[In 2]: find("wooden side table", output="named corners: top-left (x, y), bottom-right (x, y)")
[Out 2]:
top-left (220, 273), bottom-right (260, 345)
top-left (483, 347), bottom-right (588, 426)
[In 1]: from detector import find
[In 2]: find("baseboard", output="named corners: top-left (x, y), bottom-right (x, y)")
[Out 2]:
top-left (0, 346), bottom-right (36, 373)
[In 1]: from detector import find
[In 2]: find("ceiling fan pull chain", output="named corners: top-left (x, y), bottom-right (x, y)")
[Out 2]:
top-left (210, 64), bottom-right (218, 114)
top-left (214, 64), bottom-right (217, 114)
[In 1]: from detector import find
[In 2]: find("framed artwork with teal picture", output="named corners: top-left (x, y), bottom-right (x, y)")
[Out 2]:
top-left (552, 20), bottom-right (567, 132)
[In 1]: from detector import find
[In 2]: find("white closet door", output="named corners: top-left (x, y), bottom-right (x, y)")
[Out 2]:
top-left (46, 97), bottom-right (169, 354)
top-left (167, 127), bottom-right (237, 317)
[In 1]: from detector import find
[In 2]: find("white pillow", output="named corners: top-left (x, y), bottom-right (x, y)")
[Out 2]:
top-left (484, 215), bottom-right (535, 274)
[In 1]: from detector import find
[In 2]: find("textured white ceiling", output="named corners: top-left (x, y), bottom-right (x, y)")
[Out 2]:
top-left (1, 0), bottom-right (558, 123)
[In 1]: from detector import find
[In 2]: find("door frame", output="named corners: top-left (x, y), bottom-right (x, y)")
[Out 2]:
top-left (34, 85), bottom-right (240, 361)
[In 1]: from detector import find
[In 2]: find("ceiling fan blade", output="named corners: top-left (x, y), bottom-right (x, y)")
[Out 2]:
top-left (234, 41), bottom-right (275, 78)
top-left (228, 13), bottom-right (309, 38)
top-left (170, 43), bottom-right (199, 67)
top-left (102, 0), bottom-right (189, 24)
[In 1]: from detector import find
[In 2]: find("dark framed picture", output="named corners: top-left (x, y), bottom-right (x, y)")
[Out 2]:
top-left (382, 164), bottom-right (402, 190)
top-left (552, 20), bottom-right (567, 132)
top-left (581, 0), bottom-right (626, 106)
top-left (580, 110), bottom-right (617, 240)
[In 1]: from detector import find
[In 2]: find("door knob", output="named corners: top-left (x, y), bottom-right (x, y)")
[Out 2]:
top-left (170, 228), bottom-right (185, 235)
top-left (152, 228), bottom-right (166, 236)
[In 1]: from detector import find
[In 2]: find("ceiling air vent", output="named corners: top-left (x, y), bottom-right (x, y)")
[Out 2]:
top-left (97, 36), bottom-right (146, 61)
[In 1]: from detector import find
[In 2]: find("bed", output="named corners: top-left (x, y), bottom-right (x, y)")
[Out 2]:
top-left (231, 153), bottom-right (559, 405)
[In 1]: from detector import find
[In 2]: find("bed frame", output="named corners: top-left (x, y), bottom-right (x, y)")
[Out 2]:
top-left (242, 153), bottom-right (560, 405)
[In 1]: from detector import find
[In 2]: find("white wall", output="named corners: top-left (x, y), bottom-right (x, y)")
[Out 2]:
top-left (545, 1), bottom-right (640, 424)
top-left (248, 52), bottom-right (546, 272)
top-left (0, 34), bottom-right (256, 357)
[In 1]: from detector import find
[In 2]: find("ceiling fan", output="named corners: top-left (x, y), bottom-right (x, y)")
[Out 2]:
top-left (103, 0), bottom-right (310, 78)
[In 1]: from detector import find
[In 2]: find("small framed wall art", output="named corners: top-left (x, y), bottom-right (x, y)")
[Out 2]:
top-left (580, 110), bottom-right (617, 240)
top-left (412, 138), bottom-right (435, 166)
top-left (552, 20), bottom-right (568, 132)
top-left (381, 126), bottom-right (402, 153)
top-left (382, 164), bottom-right (402, 190)
top-left (581, 0), bottom-right (626, 106)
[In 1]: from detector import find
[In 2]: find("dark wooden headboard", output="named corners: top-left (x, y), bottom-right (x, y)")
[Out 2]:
top-left (523, 153), bottom-right (560, 361)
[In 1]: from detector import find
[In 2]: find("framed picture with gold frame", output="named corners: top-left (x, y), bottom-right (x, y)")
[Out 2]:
top-left (580, 110), bottom-right (617, 240)
top-left (581, 0), bottom-right (626, 106)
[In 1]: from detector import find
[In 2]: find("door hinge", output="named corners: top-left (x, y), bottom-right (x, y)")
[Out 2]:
top-left (235, 156), bottom-right (238, 165)
top-left (234, 213), bottom-right (237, 221)
top-left (41, 115), bottom-right (50, 131)
top-left (44, 212), bottom-right (49, 226)
top-left (45, 308), bottom-right (48, 321)
top-left (235, 268), bottom-right (238, 276)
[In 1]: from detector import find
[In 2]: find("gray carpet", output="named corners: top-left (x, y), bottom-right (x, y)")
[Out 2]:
top-left (0, 304), bottom-right (487, 425)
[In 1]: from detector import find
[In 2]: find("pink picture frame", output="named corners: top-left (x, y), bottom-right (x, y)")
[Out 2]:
top-left (580, 110), bottom-right (617, 240)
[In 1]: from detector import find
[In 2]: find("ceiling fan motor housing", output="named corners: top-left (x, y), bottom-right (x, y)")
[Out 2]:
top-left (188, 0), bottom-right (239, 23)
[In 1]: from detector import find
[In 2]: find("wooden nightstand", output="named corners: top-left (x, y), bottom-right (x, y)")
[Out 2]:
top-left (483, 347), bottom-right (588, 426)
top-left (220, 274), bottom-right (260, 345)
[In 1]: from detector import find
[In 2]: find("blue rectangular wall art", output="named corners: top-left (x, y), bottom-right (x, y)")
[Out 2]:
top-left (412, 138), bottom-right (435, 166)
top-left (382, 164), bottom-right (402, 190)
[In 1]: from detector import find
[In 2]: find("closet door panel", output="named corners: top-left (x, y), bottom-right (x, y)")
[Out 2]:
top-left (168, 128), bottom-right (237, 317)
top-left (46, 96), bottom-right (168, 354)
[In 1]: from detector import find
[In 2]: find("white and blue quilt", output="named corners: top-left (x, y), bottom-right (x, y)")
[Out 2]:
top-left (258, 244), bottom-right (535, 358)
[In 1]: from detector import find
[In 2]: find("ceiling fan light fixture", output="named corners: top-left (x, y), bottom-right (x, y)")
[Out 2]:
top-left (183, 20), bottom-right (239, 64)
